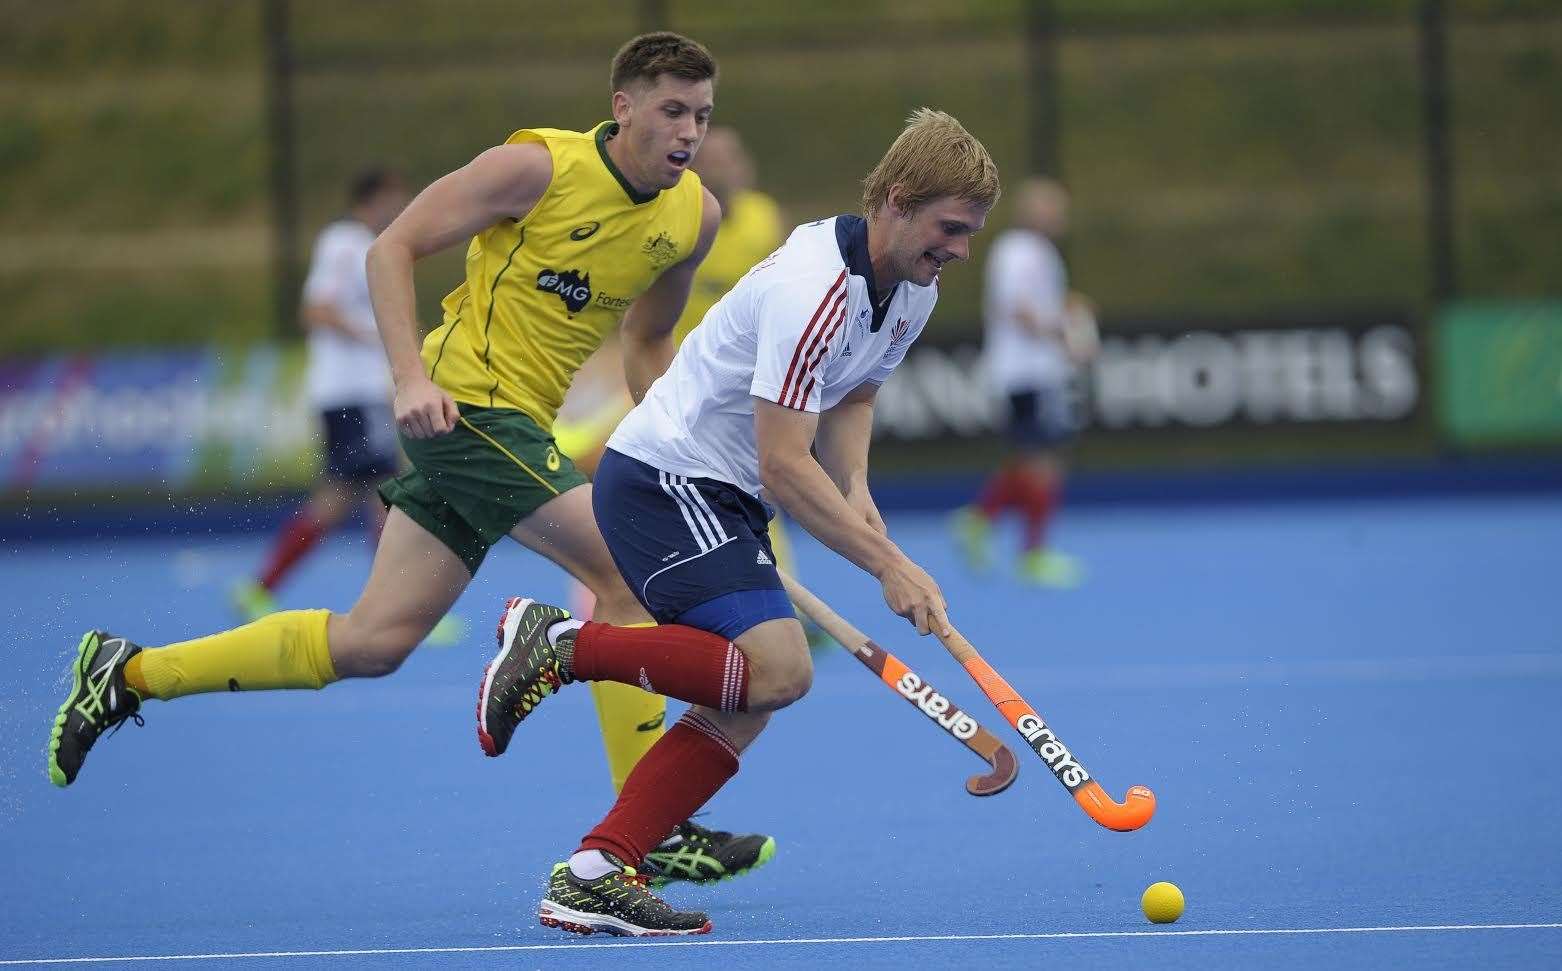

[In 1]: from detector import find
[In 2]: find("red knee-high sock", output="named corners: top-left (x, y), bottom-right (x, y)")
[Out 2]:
top-left (258, 510), bottom-right (327, 591)
top-left (977, 466), bottom-right (1019, 518)
top-left (579, 710), bottom-right (739, 868)
top-left (571, 622), bottom-right (748, 713)
top-left (1013, 472), bottom-right (1059, 552)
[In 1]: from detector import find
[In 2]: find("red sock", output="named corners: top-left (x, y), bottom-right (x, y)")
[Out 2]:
top-left (571, 622), bottom-right (748, 713)
top-left (977, 466), bottom-right (1018, 518)
top-left (258, 510), bottom-right (327, 591)
top-left (1013, 473), bottom-right (1059, 551)
top-left (579, 710), bottom-right (739, 868)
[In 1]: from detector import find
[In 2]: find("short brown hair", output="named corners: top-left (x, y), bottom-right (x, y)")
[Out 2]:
top-left (610, 32), bottom-right (718, 93)
top-left (861, 108), bottom-right (1000, 217)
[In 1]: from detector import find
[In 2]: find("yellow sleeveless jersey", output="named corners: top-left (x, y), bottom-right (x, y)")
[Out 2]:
top-left (423, 121), bottom-right (705, 428)
top-left (671, 189), bottom-right (783, 346)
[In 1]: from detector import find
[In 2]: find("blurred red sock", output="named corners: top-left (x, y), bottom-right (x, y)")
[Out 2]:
top-left (578, 710), bottom-right (739, 869)
top-left (977, 466), bottom-right (1018, 518)
top-left (258, 511), bottom-right (327, 591)
top-left (1013, 472), bottom-right (1059, 551)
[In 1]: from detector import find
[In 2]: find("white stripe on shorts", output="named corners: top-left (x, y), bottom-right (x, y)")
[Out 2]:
top-left (660, 470), bottom-right (715, 552)
top-left (674, 475), bottom-right (731, 544)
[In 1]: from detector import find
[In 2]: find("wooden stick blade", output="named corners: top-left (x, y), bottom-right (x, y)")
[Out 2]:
top-left (780, 570), bottom-right (1019, 798)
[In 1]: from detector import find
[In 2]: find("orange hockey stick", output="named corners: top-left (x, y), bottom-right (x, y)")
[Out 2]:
top-left (781, 572), bottom-right (1017, 797)
top-left (938, 624), bottom-right (1155, 831)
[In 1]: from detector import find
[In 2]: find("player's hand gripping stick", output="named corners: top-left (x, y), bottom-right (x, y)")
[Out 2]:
top-left (780, 571), bottom-right (1017, 796)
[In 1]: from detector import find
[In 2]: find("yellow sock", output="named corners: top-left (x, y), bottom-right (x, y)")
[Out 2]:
top-left (123, 609), bottom-right (337, 701)
top-left (588, 621), bottom-right (666, 794)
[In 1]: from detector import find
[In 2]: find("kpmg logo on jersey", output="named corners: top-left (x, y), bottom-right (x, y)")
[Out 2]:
top-left (536, 268), bottom-right (592, 315)
top-left (642, 231), bottom-right (679, 269)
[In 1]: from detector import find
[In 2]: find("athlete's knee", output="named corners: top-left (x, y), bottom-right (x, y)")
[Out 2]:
top-left (587, 581), bottom-right (651, 626)
top-left (327, 611), bottom-right (424, 679)
top-left (745, 637), bottom-right (812, 712)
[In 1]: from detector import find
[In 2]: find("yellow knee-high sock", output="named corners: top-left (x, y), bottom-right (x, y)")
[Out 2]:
top-left (588, 622), bottom-right (667, 794)
top-left (590, 681), bottom-right (667, 794)
top-left (123, 609), bottom-right (337, 701)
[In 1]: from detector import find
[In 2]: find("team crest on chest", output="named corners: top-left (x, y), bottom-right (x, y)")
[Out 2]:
top-left (642, 231), bottom-right (679, 269)
top-left (889, 317), bottom-right (912, 349)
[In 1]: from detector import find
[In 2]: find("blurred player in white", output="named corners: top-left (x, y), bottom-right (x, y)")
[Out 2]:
top-left (228, 166), bottom-right (409, 621)
top-left (232, 169), bottom-right (424, 622)
top-left (954, 176), bottom-right (1098, 587)
top-left (479, 108), bottom-right (1000, 935)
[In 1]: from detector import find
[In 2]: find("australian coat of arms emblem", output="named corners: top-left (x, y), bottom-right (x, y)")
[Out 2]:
top-left (642, 231), bottom-right (679, 270)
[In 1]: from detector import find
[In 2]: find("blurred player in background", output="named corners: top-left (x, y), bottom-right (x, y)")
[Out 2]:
top-left (48, 30), bottom-right (772, 893)
top-left (953, 176), bottom-right (1098, 587)
top-left (480, 109), bottom-right (999, 936)
top-left (229, 169), bottom-right (458, 636)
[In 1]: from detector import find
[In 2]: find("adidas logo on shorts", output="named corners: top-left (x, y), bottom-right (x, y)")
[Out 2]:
top-left (755, 549), bottom-right (772, 566)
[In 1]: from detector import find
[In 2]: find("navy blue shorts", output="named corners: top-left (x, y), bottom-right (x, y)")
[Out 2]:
top-left (593, 448), bottom-right (792, 638)
top-left (321, 404), bottom-right (398, 481)
top-left (1007, 386), bottom-right (1078, 448)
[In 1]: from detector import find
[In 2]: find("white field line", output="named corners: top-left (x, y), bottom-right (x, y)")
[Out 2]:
top-left (4, 923), bottom-right (1560, 965)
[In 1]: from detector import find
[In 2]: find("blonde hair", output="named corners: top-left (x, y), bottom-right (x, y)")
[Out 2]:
top-left (861, 108), bottom-right (1000, 217)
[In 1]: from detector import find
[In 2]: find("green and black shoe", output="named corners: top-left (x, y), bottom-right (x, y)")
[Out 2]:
top-left (538, 855), bottom-right (712, 937)
top-left (642, 819), bottom-right (778, 886)
top-left (477, 597), bottom-right (573, 757)
top-left (47, 631), bottom-right (145, 787)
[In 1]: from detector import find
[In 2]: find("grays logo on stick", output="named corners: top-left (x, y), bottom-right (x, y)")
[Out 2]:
top-left (1017, 712), bottom-right (1090, 791)
top-left (896, 671), bottom-right (979, 741)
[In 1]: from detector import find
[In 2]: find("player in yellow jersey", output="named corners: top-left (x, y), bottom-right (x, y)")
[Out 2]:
top-left (46, 32), bottom-right (773, 906)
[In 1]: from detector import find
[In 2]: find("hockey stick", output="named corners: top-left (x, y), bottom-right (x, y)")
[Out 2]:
top-left (779, 571), bottom-right (1018, 797)
top-left (937, 624), bottom-right (1156, 832)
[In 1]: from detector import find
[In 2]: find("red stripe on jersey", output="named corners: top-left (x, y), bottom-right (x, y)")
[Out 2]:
top-left (779, 269), bottom-right (848, 407)
top-left (783, 290), bottom-right (848, 409)
top-left (787, 294), bottom-right (852, 409)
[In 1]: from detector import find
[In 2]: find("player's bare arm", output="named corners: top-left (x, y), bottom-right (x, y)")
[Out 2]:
top-left (814, 381), bottom-right (888, 536)
top-left (365, 142), bottom-right (553, 438)
top-left (755, 396), bottom-right (948, 636)
top-left (1014, 303), bottom-right (1068, 345)
top-left (620, 186), bottom-right (722, 401)
top-left (302, 300), bottom-right (372, 343)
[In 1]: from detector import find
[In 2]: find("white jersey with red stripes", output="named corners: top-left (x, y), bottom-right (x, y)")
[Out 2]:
top-left (607, 214), bottom-right (935, 499)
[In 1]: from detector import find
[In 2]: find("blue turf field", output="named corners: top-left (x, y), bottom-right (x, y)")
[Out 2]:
top-left (3, 494), bottom-right (1561, 968)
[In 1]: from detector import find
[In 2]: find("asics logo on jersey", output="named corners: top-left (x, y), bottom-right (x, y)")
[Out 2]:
top-left (536, 268), bottom-right (592, 315)
top-left (569, 221), bottom-right (601, 241)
